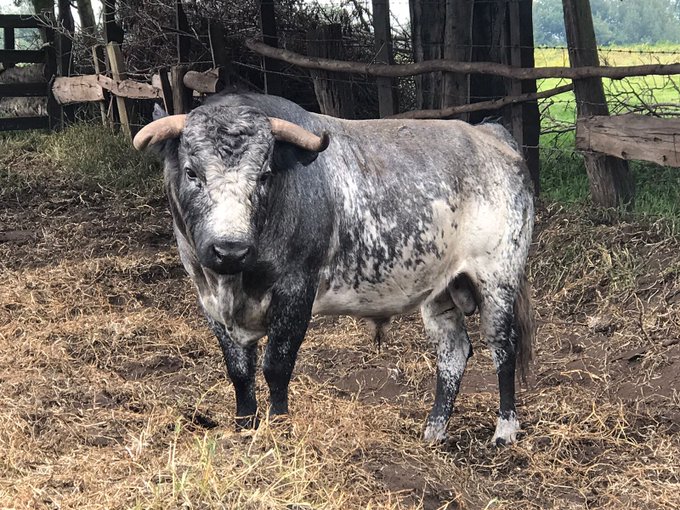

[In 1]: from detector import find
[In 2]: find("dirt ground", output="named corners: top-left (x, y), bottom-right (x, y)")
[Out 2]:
top-left (1, 151), bottom-right (679, 509)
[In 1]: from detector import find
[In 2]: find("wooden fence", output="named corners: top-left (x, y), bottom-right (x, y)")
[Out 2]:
top-left (0, 14), bottom-right (61, 131)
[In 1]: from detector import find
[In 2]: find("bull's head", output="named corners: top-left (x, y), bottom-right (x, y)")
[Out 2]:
top-left (134, 105), bottom-right (329, 275)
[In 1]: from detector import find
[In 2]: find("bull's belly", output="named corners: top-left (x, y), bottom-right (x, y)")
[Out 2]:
top-left (312, 256), bottom-right (453, 318)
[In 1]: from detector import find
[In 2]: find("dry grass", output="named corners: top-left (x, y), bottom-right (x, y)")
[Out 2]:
top-left (1, 130), bottom-right (679, 509)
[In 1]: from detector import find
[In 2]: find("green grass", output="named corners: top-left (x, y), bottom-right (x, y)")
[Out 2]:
top-left (0, 123), bottom-right (162, 195)
top-left (535, 44), bottom-right (680, 222)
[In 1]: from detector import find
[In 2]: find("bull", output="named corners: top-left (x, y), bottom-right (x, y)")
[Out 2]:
top-left (133, 93), bottom-right (535, 445)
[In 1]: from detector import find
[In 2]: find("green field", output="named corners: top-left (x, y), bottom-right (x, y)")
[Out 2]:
top-left (534, 45), bottom-right (680, 219)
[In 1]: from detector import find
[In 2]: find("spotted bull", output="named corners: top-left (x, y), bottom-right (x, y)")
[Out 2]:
top-left (133, 93), bottom-right (535, 445)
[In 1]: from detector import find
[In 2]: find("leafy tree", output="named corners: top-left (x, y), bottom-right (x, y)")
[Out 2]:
top-left (534, 0), bottom-right (680, 45)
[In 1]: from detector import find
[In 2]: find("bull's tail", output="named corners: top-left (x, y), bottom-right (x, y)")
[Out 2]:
top-left (514, 273), bottom-right (535, 385)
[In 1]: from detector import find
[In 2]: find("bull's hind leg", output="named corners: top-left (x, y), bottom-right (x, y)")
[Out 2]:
top-left (479, 285), bottom-right (521, 446)
top-left (207, 317), bottom-right (258, 430)
top-left (421, 291), bottom-right (472, 442)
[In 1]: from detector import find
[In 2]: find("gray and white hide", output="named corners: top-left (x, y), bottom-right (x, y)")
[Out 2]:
top-left (147, 93), bottom-right (535, 446)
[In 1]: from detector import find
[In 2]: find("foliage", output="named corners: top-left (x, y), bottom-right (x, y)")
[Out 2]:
top-left (534, 0), bottom-right (680, 45)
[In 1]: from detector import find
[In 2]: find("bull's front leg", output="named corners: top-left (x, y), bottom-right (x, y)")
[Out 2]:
top-left (207, 317), bottom-right (259, 430)
top-left (263, 277), bottom-right (315, 417)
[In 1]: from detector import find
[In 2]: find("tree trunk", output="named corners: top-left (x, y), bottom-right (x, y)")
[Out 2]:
top-left (468, 0), bottom-right (507, 124)
top-left (76, 0), bottom-right (97, 48)
top-left (307, 24), bottom-right (355, 119)
top-left (442, 0), bottom-right (472, 111)
top-left (409, 0), bottom-right (445, 110)
top-left (57, 0), bottom-right (74, 76)
top-left (562, 0), bottom-right (634, 208)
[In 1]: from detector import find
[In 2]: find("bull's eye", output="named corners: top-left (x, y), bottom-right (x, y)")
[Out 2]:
top-left (260, 171), bottom-right (272, 184)
top-left (185, 167), bottom-right (198, 181)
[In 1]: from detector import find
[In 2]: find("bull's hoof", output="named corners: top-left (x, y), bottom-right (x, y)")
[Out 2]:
top-left (423, 417), bottom-right (448, 443)
top-left (235, 414), bottom-right (260, 431)
top-left (491, 411), bottom-right (521, 446)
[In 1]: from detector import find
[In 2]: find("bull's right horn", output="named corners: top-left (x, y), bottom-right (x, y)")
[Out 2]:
top-left (269, 118), bottom-right (330, 152)
top-left (133, 114), bottom-right (187, 151)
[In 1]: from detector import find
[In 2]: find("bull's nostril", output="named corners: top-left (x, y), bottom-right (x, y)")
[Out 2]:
top-left (212, 242), bottom-right (252, 264)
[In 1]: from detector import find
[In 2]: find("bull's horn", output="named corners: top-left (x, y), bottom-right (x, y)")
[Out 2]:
top-left (133, 114), bottom-right (187, 151)
top-left (269, 118), bottom-right (329, 152)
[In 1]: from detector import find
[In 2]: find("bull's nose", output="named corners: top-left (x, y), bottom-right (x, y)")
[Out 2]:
top-left (212, 241), bottom-right (253, 266)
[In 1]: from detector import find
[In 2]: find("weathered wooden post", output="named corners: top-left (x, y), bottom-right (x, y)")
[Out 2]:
top-left (106, 42), bottom-right (131, 136)
top-left (171, 0), bottom-right (192, 114)
top-left (3, 25), bottom-right (15, 68)
top-left (92, 45), bottom-right (110, 126)
top-left (562, 0), bottom-right (634, 208)
top-left (372, 0), bottom-right (397, 117)
top-left (512, 0), bottom-right (540, 195)
top-left (176, 0), bottom-right (190, 64)
top-left (258, 0), bottom-right (282, 96)
top-left (442, 0), bottom-right (471, 112)
top-left (306, 24), bottom-right (354, 119)
top-left (43, 17), bottom-right (62, 130)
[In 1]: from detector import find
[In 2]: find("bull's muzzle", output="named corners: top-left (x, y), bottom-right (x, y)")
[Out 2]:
top-left (202, 240), bottom-right (257, 275)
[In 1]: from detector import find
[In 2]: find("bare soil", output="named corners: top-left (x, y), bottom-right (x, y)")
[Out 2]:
top-left (1, 162), bottom-right (678, 509)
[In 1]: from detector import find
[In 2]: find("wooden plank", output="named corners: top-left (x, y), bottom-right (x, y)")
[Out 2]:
top-left (183, 68), bottom-right (223, 94)
top-left (562, 0), bottom-right (633, 207)
top-left (0, 15), bottom-right (46, 29)
top-left (0, 82), bottom-right (47, 97)
top-left (97, 75), bottom-right (160, 99)
top-left (0, 49), bottom-right (45, 64)
top-left (52, 75), bottom-right (103, 104)
top-left (106, 42), bottom-right (131, 137)
top-left (0, 116), bottom-right (49, 131)
top-left (576, 115), bottom-right (680, 168)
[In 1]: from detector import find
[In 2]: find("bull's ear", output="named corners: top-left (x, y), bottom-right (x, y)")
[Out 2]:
top-left (271, 140), bottom-right (323, 172)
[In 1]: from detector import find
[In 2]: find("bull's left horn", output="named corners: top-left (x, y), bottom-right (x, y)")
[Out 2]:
top-left (133, 114), bottom-right (187, 151)
top-left (269, 118), bottom-right (329, 152)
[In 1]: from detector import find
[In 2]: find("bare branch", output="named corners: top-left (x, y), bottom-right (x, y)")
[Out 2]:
top-left (246, 39), bottom-right (680, 80)
top-left (388, 84), bottom-right (574, 119)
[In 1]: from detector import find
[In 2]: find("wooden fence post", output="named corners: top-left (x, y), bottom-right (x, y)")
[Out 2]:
top-left (372, 0), bottom-right (397, 117)
top-left (92, 45), bottom-right (110, 126)
top-left (562, 0), bottom-right (634, 208)
top-left (511, 0), bottom-right (540, 194)
top-left (43, 19), bottom-right (62, 130)
top-left (3, 26), bottom-right (15, 67)
top-left (106, 42), bottom-right (131, 137)
top-left (258, 0), bottom-right (282, 96)
top-left (170, 65), bottom-right (192, 114)
top-left (176, 0), bottom-right (190, 63)
top-left (307, 24), bottom-right (354, 119)
top-left (442, 0), bottom-right (471, 113)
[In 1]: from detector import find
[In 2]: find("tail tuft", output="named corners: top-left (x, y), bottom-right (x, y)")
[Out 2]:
top-left (514, 274), bottom-right (535, 385)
